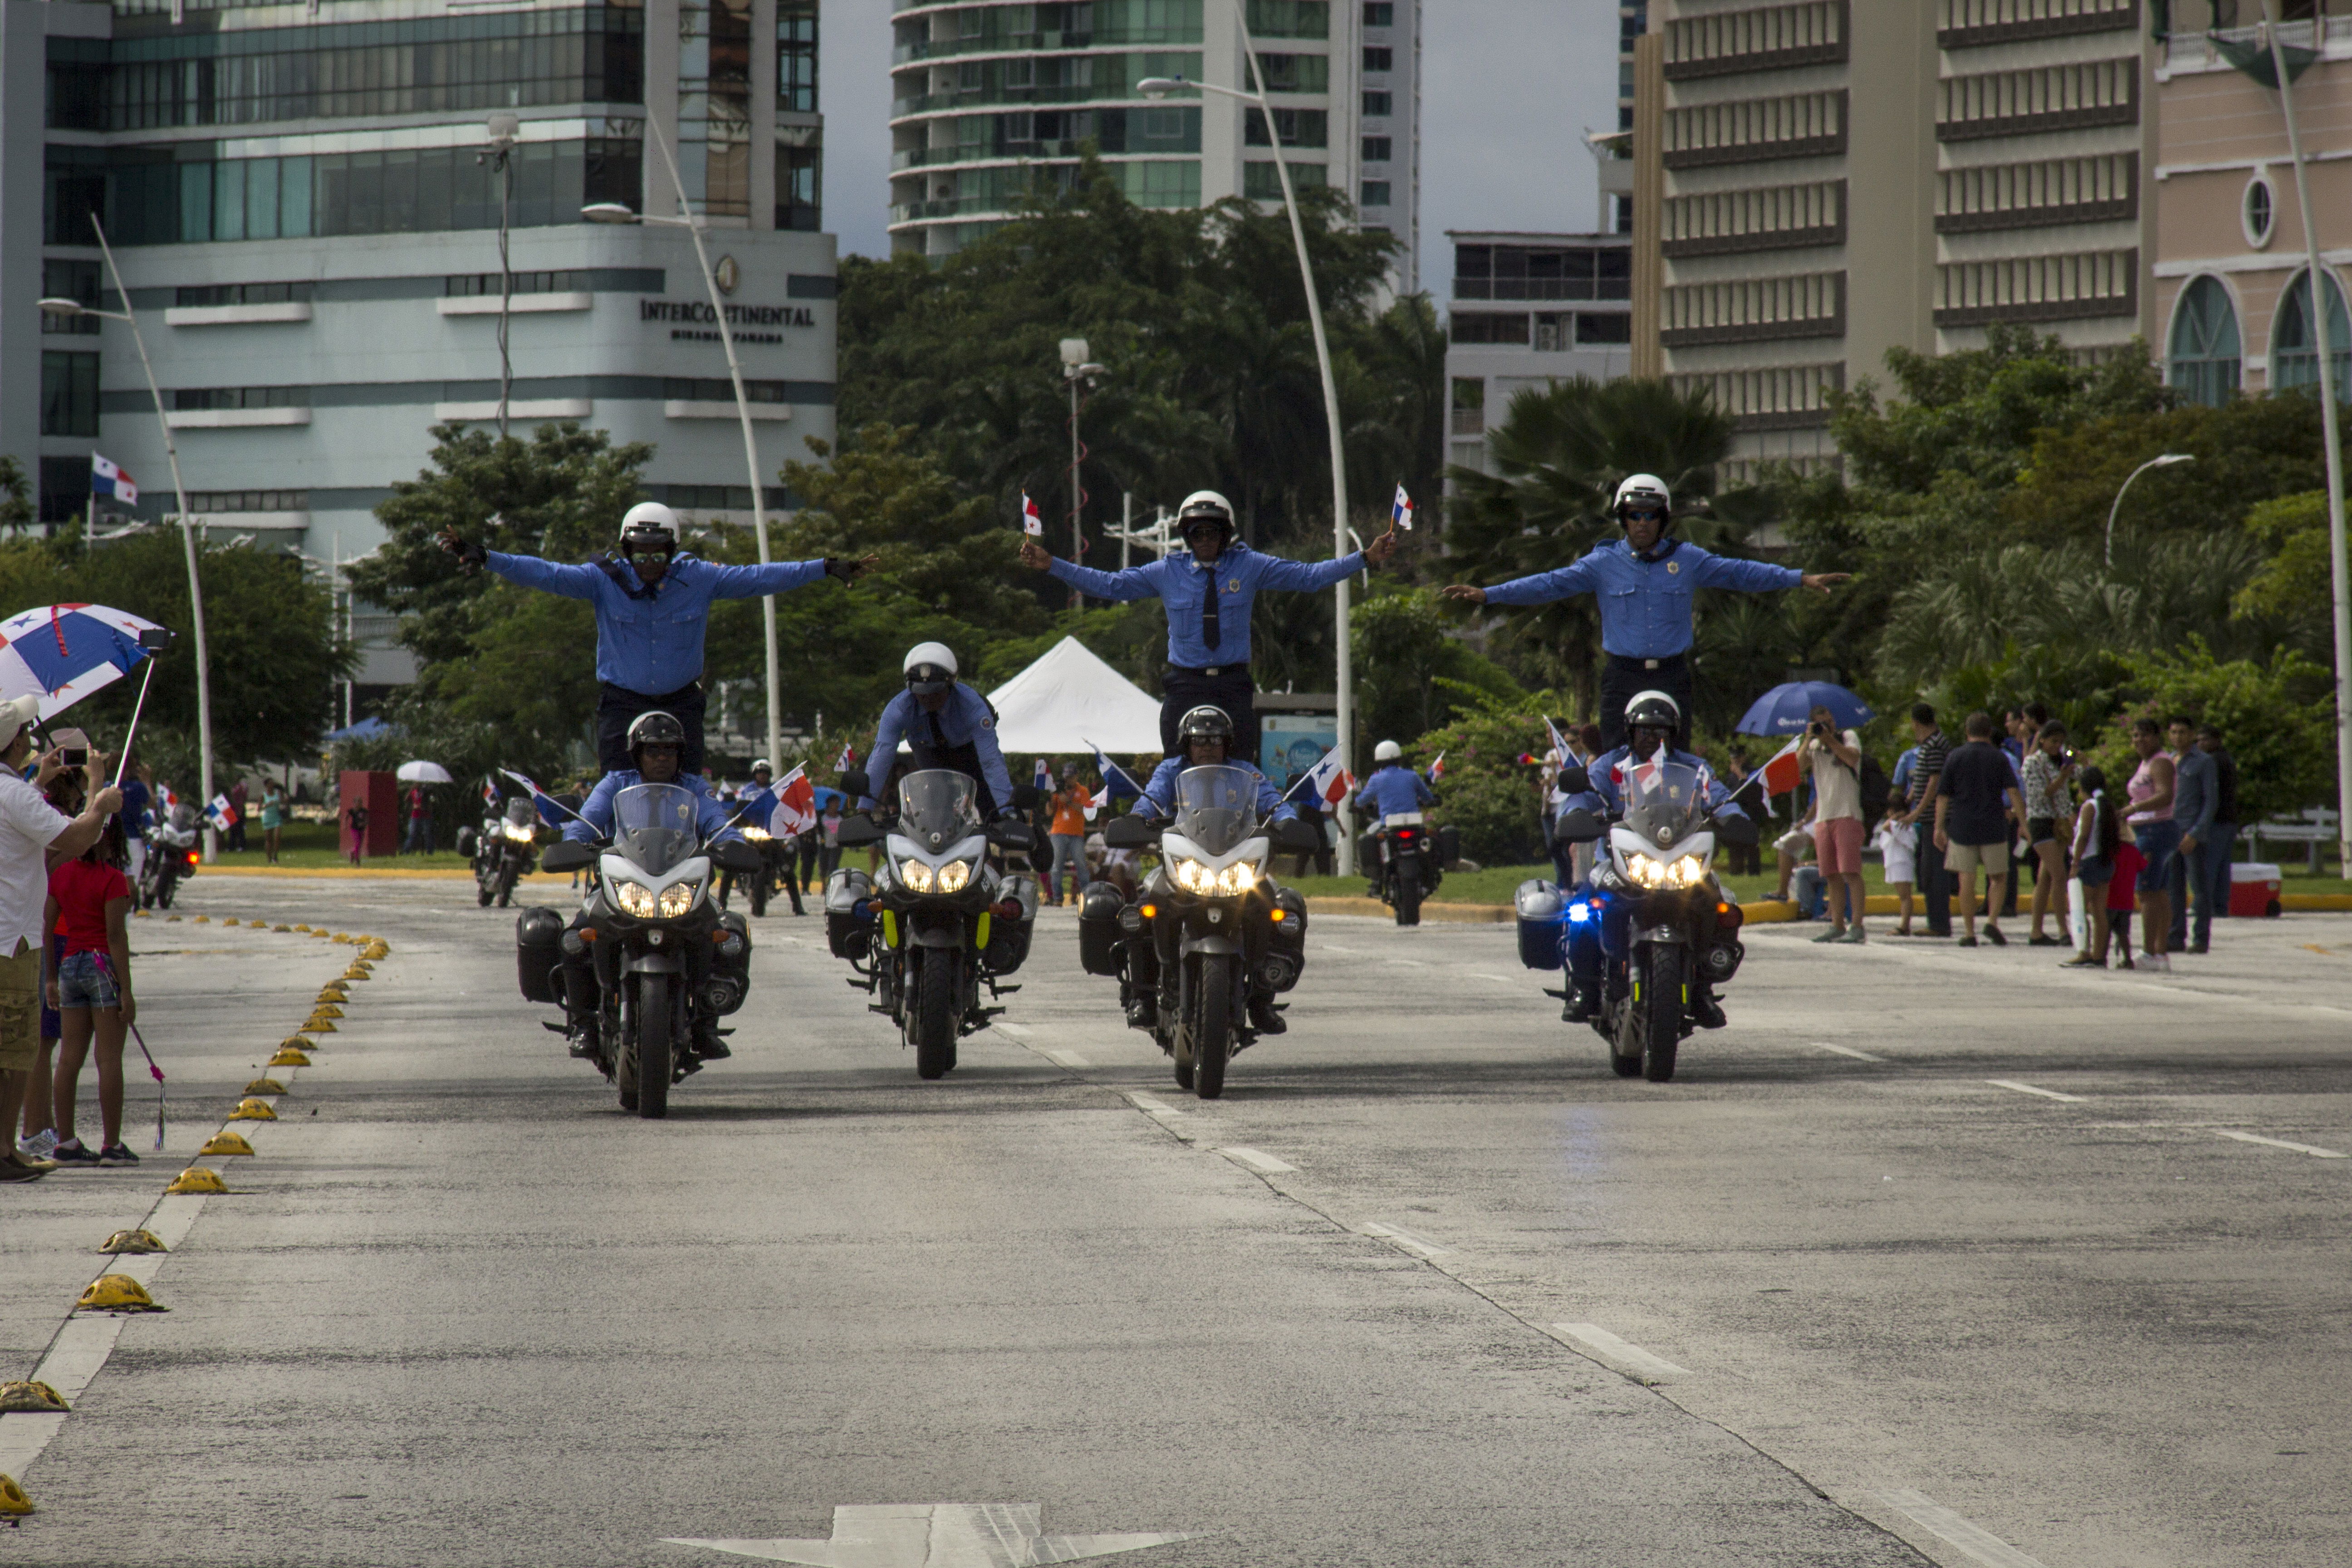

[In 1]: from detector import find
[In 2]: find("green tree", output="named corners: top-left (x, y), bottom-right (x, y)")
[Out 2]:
top-left (1350, 584), bottom-right (1523, 747)
top-left (1400, 687), bottom-right (1575, 866)
top-left (2082, 640), bottom-right (2333, 824)
top-left (0, 456), bottom-right (33, 533)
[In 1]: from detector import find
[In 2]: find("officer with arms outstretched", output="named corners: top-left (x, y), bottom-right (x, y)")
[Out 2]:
top-left (1354, 739), bottom-right (1437, 895)
top-left (861, 643), bottom-right (1018, 819)
top-left (442, 501), bottom-right (877, 775)
top-left (1021, 490), bottom-right (1400, 757)
top-left (1441, 475), bottom-right (1848, 749)
top-left (1557, 690), bottom-right (1746, 1029)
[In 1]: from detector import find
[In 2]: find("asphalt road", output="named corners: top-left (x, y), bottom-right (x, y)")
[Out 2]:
top-left (4, 874), bottom-right (2347, 1568)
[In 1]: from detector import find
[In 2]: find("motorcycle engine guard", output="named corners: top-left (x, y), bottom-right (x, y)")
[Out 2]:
top-left (625, 953), bottom-right (683, 974)
top-left (1181, 933), bottom-right (1242, 957)
top-left (1635, 924), bottom-right (1686, 945)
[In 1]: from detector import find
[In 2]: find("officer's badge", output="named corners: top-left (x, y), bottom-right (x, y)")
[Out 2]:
top-left (1227, 578), bottom-right (1240, 593)
top-left (1666, 560), bottom-right (1680, 574)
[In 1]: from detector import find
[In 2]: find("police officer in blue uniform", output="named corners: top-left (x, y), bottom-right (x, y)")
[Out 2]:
top-left (442, 502), bottom-right (878, 775)
top-left (1441, 475), bottom-right (1848, 750)
top-left (1354, 739), bottom-right (1438, 894)
top-left (860, 642), bottom-right (1019, 818)
top-left (1021, 489), bottom-right (1401, 757)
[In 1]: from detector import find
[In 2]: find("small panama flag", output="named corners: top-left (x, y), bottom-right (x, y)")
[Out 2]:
top-left (768, 764), bottom-right (816, 835)
top-left (204, 793), bottom-right (237, 830)
top-left (833, 741), bottom-right (856, 774)
top-left (1088, 740), bottom-right (1145, 804)
top-left (481, 778), bottom-right (500, 809)
top-left (1021, 491), bottom-right (1044, 535)
top-left (1427, 751), bottom-right (1446, 784)
top-left (1284, 745), bottom-right (1353, 809)
top-left (500, 767), bottom-right (573, 828)
top-left (1034, 756), bottom-right (1054, 793)
top-left (1391, 483), bottom-right (1414, 532)
top-left (1757, 734), bottom-right (1805, 812)
top-left (90, 454), bottom-right (137, 506)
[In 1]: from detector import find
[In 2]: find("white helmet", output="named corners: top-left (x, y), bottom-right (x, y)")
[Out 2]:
top-left (1612, 474), bottom-right (1671, 520)
top-left (1176, 490), bottom-right (1236, 542)
top-left (620, 500), bottom-right (680, 552)
top-left (1625, 688), bottom-right (1681, 731)
top-left (904, 641), bottom-right (958, 696)
top-left (1373, 740), bottom-right (1403, 762)
top-left (750, 758), bottom-right (773, 774)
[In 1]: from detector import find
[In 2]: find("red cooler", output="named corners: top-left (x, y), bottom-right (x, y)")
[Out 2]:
top-left (2230, 862), bottom-right (2282, 918)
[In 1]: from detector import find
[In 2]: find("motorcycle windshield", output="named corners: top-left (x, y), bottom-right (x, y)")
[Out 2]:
top-left (897, 770), bottom-right (982, 850)
top-left (610, 783), bottom-right (702, 877)
top-left (1172, 765), bottom-right (1259, 857)
top-left (1618, 757), bottom-right (1707, 847)
top-left (504, 798), bottom-right (535, 828)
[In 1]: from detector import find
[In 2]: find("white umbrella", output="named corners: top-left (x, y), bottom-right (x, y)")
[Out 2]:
top-left (395, 760), bottom-right (454, 784)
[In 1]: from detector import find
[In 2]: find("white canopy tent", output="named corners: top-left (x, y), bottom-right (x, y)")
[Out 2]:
top-left (985, 635), bottom-right (1162, 755)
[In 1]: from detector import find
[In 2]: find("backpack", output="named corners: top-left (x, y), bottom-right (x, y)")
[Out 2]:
top-left (1857, 753), bottom-right (1891, 830)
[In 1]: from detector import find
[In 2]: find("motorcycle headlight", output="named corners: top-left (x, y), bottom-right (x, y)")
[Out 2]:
top-left (613, 878), bottom-right (658, 917)
top-left (1171, 856), bottom-right (1259, 896)
top-left (501, 821), bottom-right (534, 842)
top-left (1626, 852), bottom-right (1704, 889)
top-left (657, 879), bottom-right (701, 917)
top-left (898, 858), bottom-right (935, 893)
top-left (936, 858), bottom-right (973, 893)
top-left (742, 826), bottom-right (771, 842)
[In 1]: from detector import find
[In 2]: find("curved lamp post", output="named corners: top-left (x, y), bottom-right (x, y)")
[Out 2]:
top-left (585, 111), bottom-right (784, 773)
top-left (2104, 452), bottom-right (2195, 567)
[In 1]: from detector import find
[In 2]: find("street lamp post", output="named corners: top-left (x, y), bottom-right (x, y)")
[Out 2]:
top-left (41, 218), bottom-right (219, 861)
top-left (480, 112), bottom-right (519, 438)
top-left (2259, 0), bottom-right (2352, 875)
top-left (1142, 0), bottom-right (1357, 873)
top-left (585, 113), bottom-right (784, 772)
top-left (2104, 452), bottom-right (2195, 568)
top-left (1058, 338), bottom-right (1106, 612)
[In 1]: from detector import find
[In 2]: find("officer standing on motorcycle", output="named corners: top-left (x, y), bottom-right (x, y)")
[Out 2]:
top-left (1441, 476), bottom-right (1849, 749)
top-left (1558, 691), bottom-right (1744, 1028)
top-left (860, 644), bottom-right (1019, 820)
top-left (1122, 706), bottom-right (1299, 1035)
top-left (1019, 490), bottom-right (1401, 756)
top-left (440, 502), bottom-right (878, 774)
top-left (1354, 740), bottom-right (1437, 895)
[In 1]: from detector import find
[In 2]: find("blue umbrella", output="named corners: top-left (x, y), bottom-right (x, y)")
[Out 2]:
top-left (325, 716), bottom-right (399, 742)
top-left (1736, 681), bottom-right (1875, 736)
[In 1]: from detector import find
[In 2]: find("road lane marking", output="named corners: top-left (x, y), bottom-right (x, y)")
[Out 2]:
top-left (1359, 1221), bottom-right (1450, 1259)
top-left (1219, 1147), bottom-right (1295, 1174)
top-left (991, 1020), bottom-right (1033, 1038)
top-left (666, 1501), bottom-right (1205, 1565)
top-left (1987, 1079), bottom-right (2083, 1102)
top-left (1316, 943), bottom-right (1360, 955)
top-left (1042, 1048), bottom-right (1089, 1068)
top-left (1817, 1043), bottom-right (1885, 1062)
top-left (1550, 1323), bottom-right (1691, 1382)
top-left (1470, 973), bottom-right (1518, 984)
top-left (1392, 958), bottom-right (1428, 968)
top-left (1872, 1490), bottom-right (2051, 1568)
top-left (1125, 1092), bottom-right (1183, 1117)
top-left (2209, 1128), bottom-right (2349, 1158)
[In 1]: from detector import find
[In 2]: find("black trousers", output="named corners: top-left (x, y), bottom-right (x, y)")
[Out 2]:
top-left (1161, 666), bottom-right (1256, 760)
top-left (1598, 655), bottom-right (1692, 751)
top-left (598, 681), bottom-right (707, 774)
top-left (1916, 819), bottom-right (1953, 936)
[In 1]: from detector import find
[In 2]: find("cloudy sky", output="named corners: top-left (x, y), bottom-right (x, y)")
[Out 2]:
top-left (818, 0), bottom-right (1623, 295)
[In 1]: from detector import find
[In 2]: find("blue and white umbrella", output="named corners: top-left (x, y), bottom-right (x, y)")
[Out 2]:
top-left (0, 603), bottom-right (166, 720)
top-left (1735, 680), bottom-right (1875, 736)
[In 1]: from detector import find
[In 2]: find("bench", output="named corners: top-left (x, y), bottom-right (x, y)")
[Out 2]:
top-left (2247, 808), bottom-right (2338, 873)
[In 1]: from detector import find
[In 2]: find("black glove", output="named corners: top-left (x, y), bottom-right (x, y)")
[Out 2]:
top-left (442, 533), bottom-right (487, 571)
top-left (824, 556), bottom-right (855, 583)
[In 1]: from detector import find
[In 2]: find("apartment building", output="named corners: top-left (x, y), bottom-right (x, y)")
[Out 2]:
top-left (887, 0), bottom-right (1422, 288)
top-left (1444, 230), bottom-right (1634, 480)
top-left (2152, 6), bottom-right (2352, 407)
top-left (7, 0), bottom-right (837, 603)
top-left (1629, 0), bottom-right (2155, 478)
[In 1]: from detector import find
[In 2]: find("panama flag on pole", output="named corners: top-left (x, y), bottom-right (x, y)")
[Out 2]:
top-left (1391, 483), bottom-right (1414, 532)
top-left (1284, 745), bottom-right (1353, 808)
top-left (204, 793), bottom-right (237, 829)
top-left (500, 767), bottom-right (577, 828)
top-left (767, 764), bottom-right (816, 835)
top-left (1033, 756), bottom-right (1054, 793)
top-left (1087, 741), bottom-right (1145, 804)
top-left (833, 742), bottom-right (855, 773)
top-left (90, 455), bottom-right (137, 505)
top-left (1757, 735), bottom-right (1805, 814)
top-left (1427, 751), bottom-right (1446, 784)
top-left (1021, 491), bottom-right (1044, 535)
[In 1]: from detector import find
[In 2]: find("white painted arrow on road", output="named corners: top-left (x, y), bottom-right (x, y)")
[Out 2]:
top-left (666, 1502), bottom-right (1204, 1566)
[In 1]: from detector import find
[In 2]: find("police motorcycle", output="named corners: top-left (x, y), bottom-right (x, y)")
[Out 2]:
top-left (140, 813), bottom-right (199, 910)
top-left (1370, 815), bottom-right (1443, 927)
top-left (527, 785), bottom-right (763, 1118)
top-left (1092, 767), bottom-right (1318, 1099)
top-left (471, 794), bottom-right (540, 908)
top-left (826, 768), bottom-right (1039, 1080)
top-left (1531, 755), bottom-right (1755, 1082)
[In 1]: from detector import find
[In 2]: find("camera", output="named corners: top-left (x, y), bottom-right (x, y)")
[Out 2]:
top-left (62, 748), bottom-right (86, 767)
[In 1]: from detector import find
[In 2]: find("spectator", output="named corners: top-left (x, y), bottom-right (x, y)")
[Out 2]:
top-left (1047, 764), bottom-right (1090, 906)
top-left (1903, 704), bottom-right (1954, 938)
top-left (811, 784), bottom-right (847, 888)
top-left (2191, 723), bottom-right (2240, 952)
top-left (1719, 748), bottom-right (1765, 876)
top-left (2124, 716), bottom-right (2178, 974)
top-left (2165, 715), bottom-right (2218, 955)
top-left (2021, 720), bottom-right (2078, 946)
top-left (44, 808), bottom-right (136, 1166)
top-left (1874, 810), bottom-right (1917, 936)
top-left (1932, 711), bottom-right (2027, 947)
top-left (1774, 814), bottom-right (1815, 906)
top-left (2062, 765), bottom-right (2123, 969)
top-left (1801, 704), bottom-right (1868, 943)
top-left (118, 761), bottom-right (152, 892)
top-left (15, 772), bottom-right (81, 1165)
top-left (260, 780), bottom-right (286, 865)
top-left (0, 699), bottom-right (122, 1184)
top-left (344, 795), bottom-right (369, 866)
top-left (401, 783), bottom-right (433, 855)
top-left (226, 778), bottom-right (249, 853)
top-left (2107, 834), bottom-right (2145, 970)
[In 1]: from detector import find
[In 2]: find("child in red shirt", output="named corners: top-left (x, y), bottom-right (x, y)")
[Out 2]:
top-left (45, 815), bottom-right (136, 1166)
top-left (2106, 840), bottom-right (2144, 971)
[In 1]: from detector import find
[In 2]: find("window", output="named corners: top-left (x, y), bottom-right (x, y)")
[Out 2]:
top-left (41, 456), bottom-right (96, 525)
top-left (1363, 1), bottom-right (1394, 22)
top-left (1142, 107), bottom-right (1188, 139)
top-left (2243, 171), bottom-right (2275, 250)
top-left (1362, 89), bottom-right (1392, 116)
top-left (443, 272), bottom-right (585, 298)
top-left (40, 352), bottom-right (99, 437)
top-left (176, 281), bottom-right (316, 307)
top-left (1243, 160), bottom-right (1324, 198)
top-left (2166, 279), bottom-right (2239, 407)
top-left (1362, 135), bottom-right (1391, 162)
top-left (664, 378), bottom-right (793, 403)
top-left (1450, 375), bottom-right (1485, 435)
top-left (1363, 45), bottom-right (1393, 71)
top-left (186, 490), bottom-right (308, 513)
top-left (777, 144), bottom-right (821, 230)
top-left (1254, 53), bottom-right (1330, 92)
top-left (2273, 269), bottom-right (2350, 400)
top-left (44, 260), bottom-right (100, 336)
top-left (1360, 180), bottom-right (1391, 207)
top-left (44, 145), bottom-right (106, 246)
top-left (172, 386), bottom-right (309, 411)
top-left (779, 0), bottom-right (818, 113)
top-left (1245, 107), bottom-right (1329, 147)
top-left (1449, 313), bottom-right (1528, 345)
top-left (1245, 0), bottom-right (1330, 37)
top-left (1577, 312), bottom-right (1632, 345)
top-left (1533, 313), bottom-right (1568, 351)
top-left (46, 38), bottom-right (108, 131)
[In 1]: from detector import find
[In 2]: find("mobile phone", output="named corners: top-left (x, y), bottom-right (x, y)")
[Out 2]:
top-left (62, 748), bottom-right (86, 767)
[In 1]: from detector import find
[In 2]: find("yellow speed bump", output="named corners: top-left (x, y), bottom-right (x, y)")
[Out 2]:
top-left (333, 932), bottom-right (353, 943)
top-left (193, 914), bottom-right (210, 924)
top-left (99, 1228), bottom-right (167, 1254)
top-left (201, 1131), bottom-right (257, 1156)
top-left (243, 1077), bottom-right (286, 1095)
top-left (227, 1097), bottom-right (279, 1121)
top-left (311, 1003), bottom-right (344, 1019)
top-left (164, 1166), bottom-right (229, 1195)
top-left (274, 924), bottom-right (291, 932)
top-left (268, 1047), bottom-right (311, 1067)
top-left (0, 1381), bottom-right (68, 1413)
top-left (300, 1017), bottom-right (338, 1035)
top-left (294, 923), bottom-right (312, 932)
top-left (316, 990), bottom-right (348, 1007)
top-left (0, 1472), bottom-right (33, 1515)
top-left (77, 1274), bottom-right (166, 1313)
top-left (363, 943), bottom-right (390, 959)
top-left (166, 914), bottom-right (181, 922)
top-left (220, 917), bottom-right (238, 926)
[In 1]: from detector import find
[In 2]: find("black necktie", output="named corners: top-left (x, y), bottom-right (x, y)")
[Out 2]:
top-left (1201, 568), bottom-right (1220, 657)
top-left (928, 711), bottom-right (948, 754)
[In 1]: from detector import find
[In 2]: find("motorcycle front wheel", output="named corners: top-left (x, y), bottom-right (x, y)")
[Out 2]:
top-left (912, 946), bottom-right (956, 1079)
top-left (1638, 944), bottom-right (1682, 1083)
top-left (495, 863), bottom-right (519, 908)
top-left (1188, 952), bottom-right (1234, 1100)
top-left (633, 972), bottom-right (671, 1118)
top-left (749, 873), bottom-right (767, 918)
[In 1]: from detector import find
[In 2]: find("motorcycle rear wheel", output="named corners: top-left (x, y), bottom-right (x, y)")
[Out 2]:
top-left (1395, 875), bottom-right (1421, 927)
top-left (913, 946), bottom-right (956, 1080)
top-left (634, 973), bottom-right (671, 1118)
top-left (1639, 946), bottom-right (1681, 1083)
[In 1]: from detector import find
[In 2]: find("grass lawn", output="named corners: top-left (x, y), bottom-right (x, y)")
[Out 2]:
top-left (206, 819), bottom-right (475, 872)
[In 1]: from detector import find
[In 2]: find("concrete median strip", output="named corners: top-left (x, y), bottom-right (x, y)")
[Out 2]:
top-left (1548, 1323), bottom-right (1692, 1383)
top-left (1867, 1490), bottom-right (2052, 1568)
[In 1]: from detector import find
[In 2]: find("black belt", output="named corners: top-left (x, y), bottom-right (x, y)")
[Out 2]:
top-left (1170, 663), bottom-right (1249, 678)
top-left (1606, 653), bottom-right (1687, 672)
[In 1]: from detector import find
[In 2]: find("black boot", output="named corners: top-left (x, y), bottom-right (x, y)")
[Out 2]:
top-left (1563, 981), bottom-right (1599, 1024)
top-left (1126, 990), bottom-right (1159, 1030)
top-left (1690, 984), bottom-right (1727, 1030)
top-left (1247, 993), bottom-right (1286, 1035)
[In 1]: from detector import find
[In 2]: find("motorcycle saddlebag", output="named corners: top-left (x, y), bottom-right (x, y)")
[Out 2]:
top-left (1514, 879), bottom-right (1568, 971)
top-left (1265, 885), bottom-right (1308, 992)
top-left (1436, 822), bottom-right (1461, 869)
top-left (823, 867), bottom-right (875, 959)
top-left (985, 872), bottom-right (1041, 975)
top-left (1078, 882), bottom-right (1127, 976)
top-left (515, 906), bottom-right (566, 1003)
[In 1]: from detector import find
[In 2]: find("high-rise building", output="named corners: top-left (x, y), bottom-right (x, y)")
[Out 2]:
top-left (5, 0), bottom-right (838, 693)
top-left (1443, 230), bottom-right (1634, 482)
top-left (886, 0), bottom-right (1420, 289)
top-left (1629, 0), bottom-right (2154, 480)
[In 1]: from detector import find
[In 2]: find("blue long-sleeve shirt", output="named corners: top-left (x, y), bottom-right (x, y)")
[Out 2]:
top-left (564, 769), bottom-right (744, 845)
top-left (863, 686), bottom-right (1016, 812)
top-left (1047, 541), bottom-right (1366, 667)
top-left (1139, 756), bottom-right (1296, 823)
top-left (1482, 538), bottom-right (1803, 659)
top-left (2173, 745), bottom-right (2219, 841)
top-left (484, 550), bottom-right (831, 696)
top-left (1563, 744), bottom-right (1741, 821)
top-left (1355, 763), bottom-right (1436, 822)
